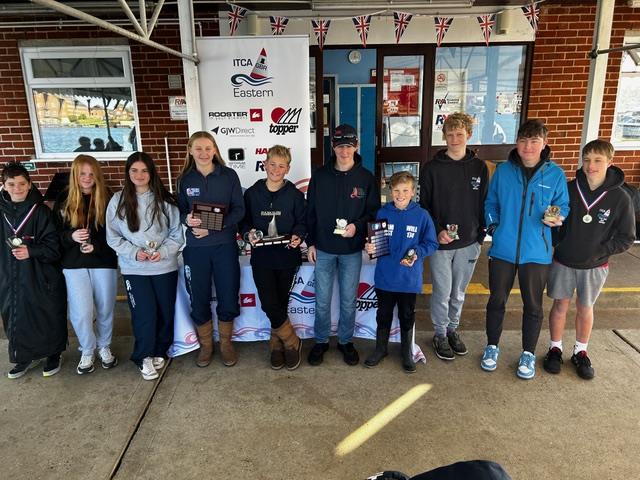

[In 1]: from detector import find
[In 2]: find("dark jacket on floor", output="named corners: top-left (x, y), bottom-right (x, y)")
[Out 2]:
top-left (306, 153), bottom-right (380, 254)
top-left (420, 148), bottom-right (488, 249)
top-left (553, 166), bottom-right (635, 269)
top-left (0, 187), bottom-right (67, 364)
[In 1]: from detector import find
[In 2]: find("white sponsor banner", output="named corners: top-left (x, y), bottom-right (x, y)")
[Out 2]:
top-left (168, 256), bottom-right (426, 363)
top-left (197, 35), bottom-right (311, 193)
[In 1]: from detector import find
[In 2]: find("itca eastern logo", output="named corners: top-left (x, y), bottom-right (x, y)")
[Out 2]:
top-left (230, 49), bottom-right (274, 99)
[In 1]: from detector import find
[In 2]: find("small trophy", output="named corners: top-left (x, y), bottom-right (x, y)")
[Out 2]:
top-left (80, 231), bottom-right (92, 254)
top-left (544, 205), bottom-right (561, 223)
top-left (446, 224), bottom-right (459, 240)
top-left (403, 247), bottom-right (417, 263)
top-left (243, 229), bottom-right (264, 246)
top-left (334, 218), bottom-right (348, 235)
top-left (192, 202), bottom-right (226, 232)
top-left (367, 220), bottom-right (391, 259)
top-left (144, 240), bottom-right (159, 256)
top-left (6, 235), bottom-right (23, 249)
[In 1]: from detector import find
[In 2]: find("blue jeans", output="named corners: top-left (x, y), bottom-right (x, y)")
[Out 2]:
top-left (313, 249), bottom-right (362, 344)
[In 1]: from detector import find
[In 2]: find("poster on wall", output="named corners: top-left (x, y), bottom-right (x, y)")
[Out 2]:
top-left (432, 69), bottom-right (466, 146)
top-left (197, 35), bottom-right (311, 192)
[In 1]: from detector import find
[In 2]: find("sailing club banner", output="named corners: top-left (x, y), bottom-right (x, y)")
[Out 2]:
top-left (196, 35), bottom-right (311, 193)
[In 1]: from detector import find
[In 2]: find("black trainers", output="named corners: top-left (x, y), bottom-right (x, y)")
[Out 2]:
top-left (447, 331), bottom-right (468, 355)
top-left (433, 335), bottom-right (454, 361)
top-left (571, 351), bottom-right (595, 380)
top-left (543, 347), bottom-right (563, 374)
top-left (307, 342), bottom-right (329, 366)
top-left (43, 354), bottom-right (62, 377)
top-left (7, 360), bottom-right (40, 379)
top-left (337, 342), bottom-right (360, 366)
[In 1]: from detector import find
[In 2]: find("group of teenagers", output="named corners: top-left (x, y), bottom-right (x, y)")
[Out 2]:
top-left (0, 113), bottom-right (635, 382)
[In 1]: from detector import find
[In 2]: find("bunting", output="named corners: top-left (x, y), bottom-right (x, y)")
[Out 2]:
top-left (311, 19), bottom-right (331, 50)
top-left (521, 3), bottom-right (541, 32)
top-left (352, 15), bottom-right (372, 47)
top-left (269, 16), bottom-right (290, 35)
top-left (434, 17), bottom-right (454, 47)
top-left (476, 14), bottom-right (496, 46)
top-left (393, 11), bottom-right (413, 44)
top-left (228, 5), bottom-right (247, 36)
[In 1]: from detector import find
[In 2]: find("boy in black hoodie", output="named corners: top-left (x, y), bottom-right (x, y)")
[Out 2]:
top-left (543, 139), bottom-right (635, 380)
top-left (306, 124), bottom-right (380, 366)
top-left (420, 112), bottom-right (488, 361)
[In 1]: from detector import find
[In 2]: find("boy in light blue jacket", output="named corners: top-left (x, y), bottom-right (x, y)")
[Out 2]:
top-left (482, 119), bottom-right (569, 380)
top-left (364, 171), bottom-right (438, 373)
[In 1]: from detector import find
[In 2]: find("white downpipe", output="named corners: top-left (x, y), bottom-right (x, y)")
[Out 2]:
top-left (165, 136), bottom-right (174, 193)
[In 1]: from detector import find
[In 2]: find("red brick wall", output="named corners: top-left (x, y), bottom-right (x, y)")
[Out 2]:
top-left (529, 0), bottom-right (640, 184)
top-left (0, 22), bottom-right (216, 192)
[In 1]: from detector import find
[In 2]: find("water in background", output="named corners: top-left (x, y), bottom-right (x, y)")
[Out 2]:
top-left (41, 126), bottom-right (134, 153)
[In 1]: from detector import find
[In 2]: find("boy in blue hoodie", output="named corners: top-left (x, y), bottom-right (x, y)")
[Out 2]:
top-left (364, 171), bottom-right (438, 372)
top-left (482, 119), bottom-right (569, 380)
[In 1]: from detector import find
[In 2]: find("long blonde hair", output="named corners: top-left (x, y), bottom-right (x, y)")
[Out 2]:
top-left (63, 154), bottom-right (109, 228)
top-left (178, 131), bottom-right (225, 188)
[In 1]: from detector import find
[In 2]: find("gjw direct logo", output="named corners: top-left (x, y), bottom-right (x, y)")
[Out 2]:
top-left (269, 106), bottom-right (301, 135)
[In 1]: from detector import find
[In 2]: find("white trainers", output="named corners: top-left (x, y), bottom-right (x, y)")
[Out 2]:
top-left (152, 357), bottom-right (165, 370)
top-left (98, 346), bottom-right (118, 369)
top-left (77, 354), bottom-right (95, 375)
top-left (139, 357), bottom-right (158, 381)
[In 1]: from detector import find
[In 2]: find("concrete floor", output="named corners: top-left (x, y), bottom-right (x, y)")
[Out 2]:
top-left (1, 328), bottom-right (639, 480)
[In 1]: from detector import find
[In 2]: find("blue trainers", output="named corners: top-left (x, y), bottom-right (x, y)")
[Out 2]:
top-left (517, 351), bottom-right (536, 379)
top-left (480, 345), bottom-right (500, 371)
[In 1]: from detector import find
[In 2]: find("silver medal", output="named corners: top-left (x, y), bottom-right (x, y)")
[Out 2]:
top-left (582, 214), bottom-right (592, 224)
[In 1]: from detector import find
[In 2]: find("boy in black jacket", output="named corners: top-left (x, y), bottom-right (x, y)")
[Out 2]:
top-left (420, 112), bottom-right (488, 361)
top-left (543, 139), bottom-right (635, 380)
top-left (306, 124), bottom-right (380, 366)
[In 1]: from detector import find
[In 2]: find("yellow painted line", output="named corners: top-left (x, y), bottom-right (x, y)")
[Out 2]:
top-left (334, 384), bottom-right (431, 457)
top-left (421, 284), bottom-right (640, 295)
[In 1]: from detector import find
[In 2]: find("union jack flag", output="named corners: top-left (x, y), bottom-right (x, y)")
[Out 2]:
top-left (269, 16), bottom-right (289, 36)
top-left (311, 19), bottom-right (331, 50)
top-left (521, 3), bottom-right (541, 32)
top-left (352, 15), bottom-right (371, 48)
top-left (393, 11), bottom-right (413, 44)
top-left (228, 5), bottom-right (247, 36)
top-left (434, 17), bottom-right (454, 47)
top-left (476, 14), bottom-right (496, 46)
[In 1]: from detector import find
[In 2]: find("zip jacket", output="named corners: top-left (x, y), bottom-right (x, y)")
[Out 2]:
top-left (420, 148), bottom-right (488, 249)
top-left (485, 146), bottom-right (569, 264)
top-left (306, 153), bottom-right (380, 254)
top-left (553, 166), bottom-right (635, 269)
top-left (373, 201), bottom-right (439, 294)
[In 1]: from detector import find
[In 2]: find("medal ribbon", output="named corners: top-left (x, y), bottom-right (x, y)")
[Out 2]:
top-left (3, 204), bottom-right (38, 237)
top-left (576, 181), bottom-right (607, 216)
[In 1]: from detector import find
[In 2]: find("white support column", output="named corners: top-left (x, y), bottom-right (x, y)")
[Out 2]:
top-left (178, 0), bottom-right (202, 134)
top-left (580, 0), bottom-right (616, 161)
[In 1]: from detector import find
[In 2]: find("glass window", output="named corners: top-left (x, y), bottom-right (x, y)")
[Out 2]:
top-left (611, 38), bottom-right (640, 150)
top-left (20, 46), bottom-right (139, 159)
top-left (381, 55), bottom-right (424, 147)
top-left (310, 56), bottom-right (317, 149)
top-left (433, 45), bottom-right (526, 146)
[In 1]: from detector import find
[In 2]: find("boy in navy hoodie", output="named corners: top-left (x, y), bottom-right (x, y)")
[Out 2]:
top-left (482, 119), bottom-right (569, 380)
top-left (420, 112), bottom-right (488, 361)
top-left (364, 171), bottom-right (438, 372)
top-left (543, 139), bottom-right (634, 380)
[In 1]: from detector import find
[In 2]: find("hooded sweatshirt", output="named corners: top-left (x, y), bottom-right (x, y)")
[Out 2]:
top-left (419, 148), bottom-right (488, 249)
top-left (485, 146), bottom-right (570, 265)
top-left (241, 179), bottom-right (306, 269)
top-left (306, 153), bottom-right (380, 254)
top-left (373, 201), bottom-right (439, 294)
top-left (106, 190), bottom-right (184, 275)
top-left (553, 166), bottom-right (635, 269)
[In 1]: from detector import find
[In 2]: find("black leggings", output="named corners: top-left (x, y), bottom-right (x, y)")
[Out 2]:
top-left (486, 258), bottom-right (549, 353)
top-left (252, 267), bottom-right (297, 329)
top-left (375, 288), bottom-right (417, 331)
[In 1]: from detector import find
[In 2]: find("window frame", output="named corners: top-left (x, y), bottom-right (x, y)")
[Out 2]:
top-left (20, 45), bottom-right (140, 161)
top-left (610, 35), bottom-right (640, 151)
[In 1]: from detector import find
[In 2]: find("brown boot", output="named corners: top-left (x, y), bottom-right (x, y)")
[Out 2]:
top-left (195, 320), bottom-right (213, 368)
top-left (275, 318), bottom-right (302, 370)
top-left (218, 320), bottom-right (238, 367)
top-left (269, 332), bottom-right (285, 370)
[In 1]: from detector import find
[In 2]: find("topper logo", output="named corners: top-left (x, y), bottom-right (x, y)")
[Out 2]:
top-left (269, 107), bottom-right (301, 135)
top-left (356, 282), bottom-right (378, 311)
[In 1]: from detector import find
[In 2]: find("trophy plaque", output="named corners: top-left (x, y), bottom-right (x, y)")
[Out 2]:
top-left (251, 216), bottom-right (291, 248)
top-left (367, 219), bottom-right (391, 259)
top-left (543, 205), bottom-right (561, 223)
top-left (402, 247), bottom-right (417, 263)
top-left (192, 202), bottom-right (226, 231)
top-left (6, 235), bottom-right (23, 249)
